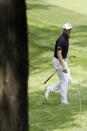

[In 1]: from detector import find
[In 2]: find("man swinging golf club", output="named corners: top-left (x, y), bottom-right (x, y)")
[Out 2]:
top-left (45, 23), bottom-right (72, 105)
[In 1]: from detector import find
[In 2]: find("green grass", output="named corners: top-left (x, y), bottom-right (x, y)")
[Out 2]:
top-left (27, 0), bottom-right (87, 130)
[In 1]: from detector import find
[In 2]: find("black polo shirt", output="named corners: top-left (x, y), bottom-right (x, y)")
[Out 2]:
top-left (54, 33), bottom-right (69, 59)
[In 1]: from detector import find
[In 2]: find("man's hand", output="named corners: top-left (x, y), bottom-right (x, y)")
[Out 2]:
top-left (62, 66), bottom-right (68, 73)
top-left (63, 69), bottom-right (67, 73)
top-left (57, 50), bottom-right (68, 73)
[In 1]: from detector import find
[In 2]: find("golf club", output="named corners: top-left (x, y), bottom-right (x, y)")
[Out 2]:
top-left (44, 71), bottom-right (56, 84)
top-left (44, 55), bottom-right (77, 84)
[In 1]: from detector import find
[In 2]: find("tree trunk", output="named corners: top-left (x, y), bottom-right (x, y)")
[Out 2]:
top-left (0, 0), bottom-right (29, 131)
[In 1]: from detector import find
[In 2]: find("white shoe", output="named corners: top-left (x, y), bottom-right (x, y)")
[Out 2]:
top-left (61, 101), bottom-right (70, 106)
top-left (44, 87), bottom-right (49, 101)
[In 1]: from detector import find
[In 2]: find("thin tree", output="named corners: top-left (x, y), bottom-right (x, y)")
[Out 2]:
top-left (0, 0), bottom-right (29, 131)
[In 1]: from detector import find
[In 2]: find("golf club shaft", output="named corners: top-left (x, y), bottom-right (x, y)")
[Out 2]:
top-left (44, 72), bottom-right (56, 84)
top-left (43, 56), bottom-right (77, 85)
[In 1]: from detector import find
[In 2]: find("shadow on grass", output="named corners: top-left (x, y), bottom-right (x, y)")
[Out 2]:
top-left (29, 24), bottom-right (87, 75)
top-left (28, 0), bottom-right (87, 75)
top-left (28, 1), bottom-right (87, 130)
top-left (27, 0), bottom-right (67, 11)
top-left (27, 3), bottom-right (52, 10)
top-left (29, 25), bottom-right (60, 74)
top-left (29, 86), bottom-right (87, 131)
top-left (71, 25), bottom-right (87, 47)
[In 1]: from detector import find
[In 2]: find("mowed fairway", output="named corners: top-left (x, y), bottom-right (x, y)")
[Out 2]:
top-left (27, 0), bottom-right (87, 130)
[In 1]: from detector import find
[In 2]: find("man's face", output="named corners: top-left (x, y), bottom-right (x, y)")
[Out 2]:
top-left (65, 29), bottom-right (72, 37)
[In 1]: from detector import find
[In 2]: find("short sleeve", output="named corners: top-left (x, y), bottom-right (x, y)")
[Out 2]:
top-left (57, 41), bottom-right (63, 51)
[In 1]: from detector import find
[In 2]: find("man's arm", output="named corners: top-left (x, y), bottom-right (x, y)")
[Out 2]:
top-left (57, 49), bottom-right (67, 73)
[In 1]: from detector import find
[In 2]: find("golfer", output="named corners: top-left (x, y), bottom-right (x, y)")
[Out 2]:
top-left (45, 23), bottom-right (72, 105)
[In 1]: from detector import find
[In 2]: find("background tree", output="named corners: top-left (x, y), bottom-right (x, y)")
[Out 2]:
top-left (0, 0), bottom-right (29, 131)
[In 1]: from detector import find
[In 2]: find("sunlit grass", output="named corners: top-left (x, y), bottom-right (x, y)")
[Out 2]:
top-left (27, 0), bottom-right (87, 130)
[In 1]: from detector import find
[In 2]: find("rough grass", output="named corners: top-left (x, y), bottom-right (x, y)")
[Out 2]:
top-left (27, 0), bottom-right (87, 130)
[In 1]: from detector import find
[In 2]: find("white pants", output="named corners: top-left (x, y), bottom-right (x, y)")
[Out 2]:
top-left (47, 57), bottom-right (72, 103)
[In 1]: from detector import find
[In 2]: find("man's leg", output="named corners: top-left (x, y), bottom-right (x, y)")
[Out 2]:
top-left (44, 82), bottom-right (61, 101)
top-left (44, 69), bottom-right (71, 103)
top-left (56, 69), bottom-right (68, 104)
top-left (56, 67), bottom-right (72, 104)
top-left (44, 57), bottom-right (61, 101)
top-left (44, 58), bottom-right (72, 103)
top-left (44, 68), bottom-right (69, 101)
